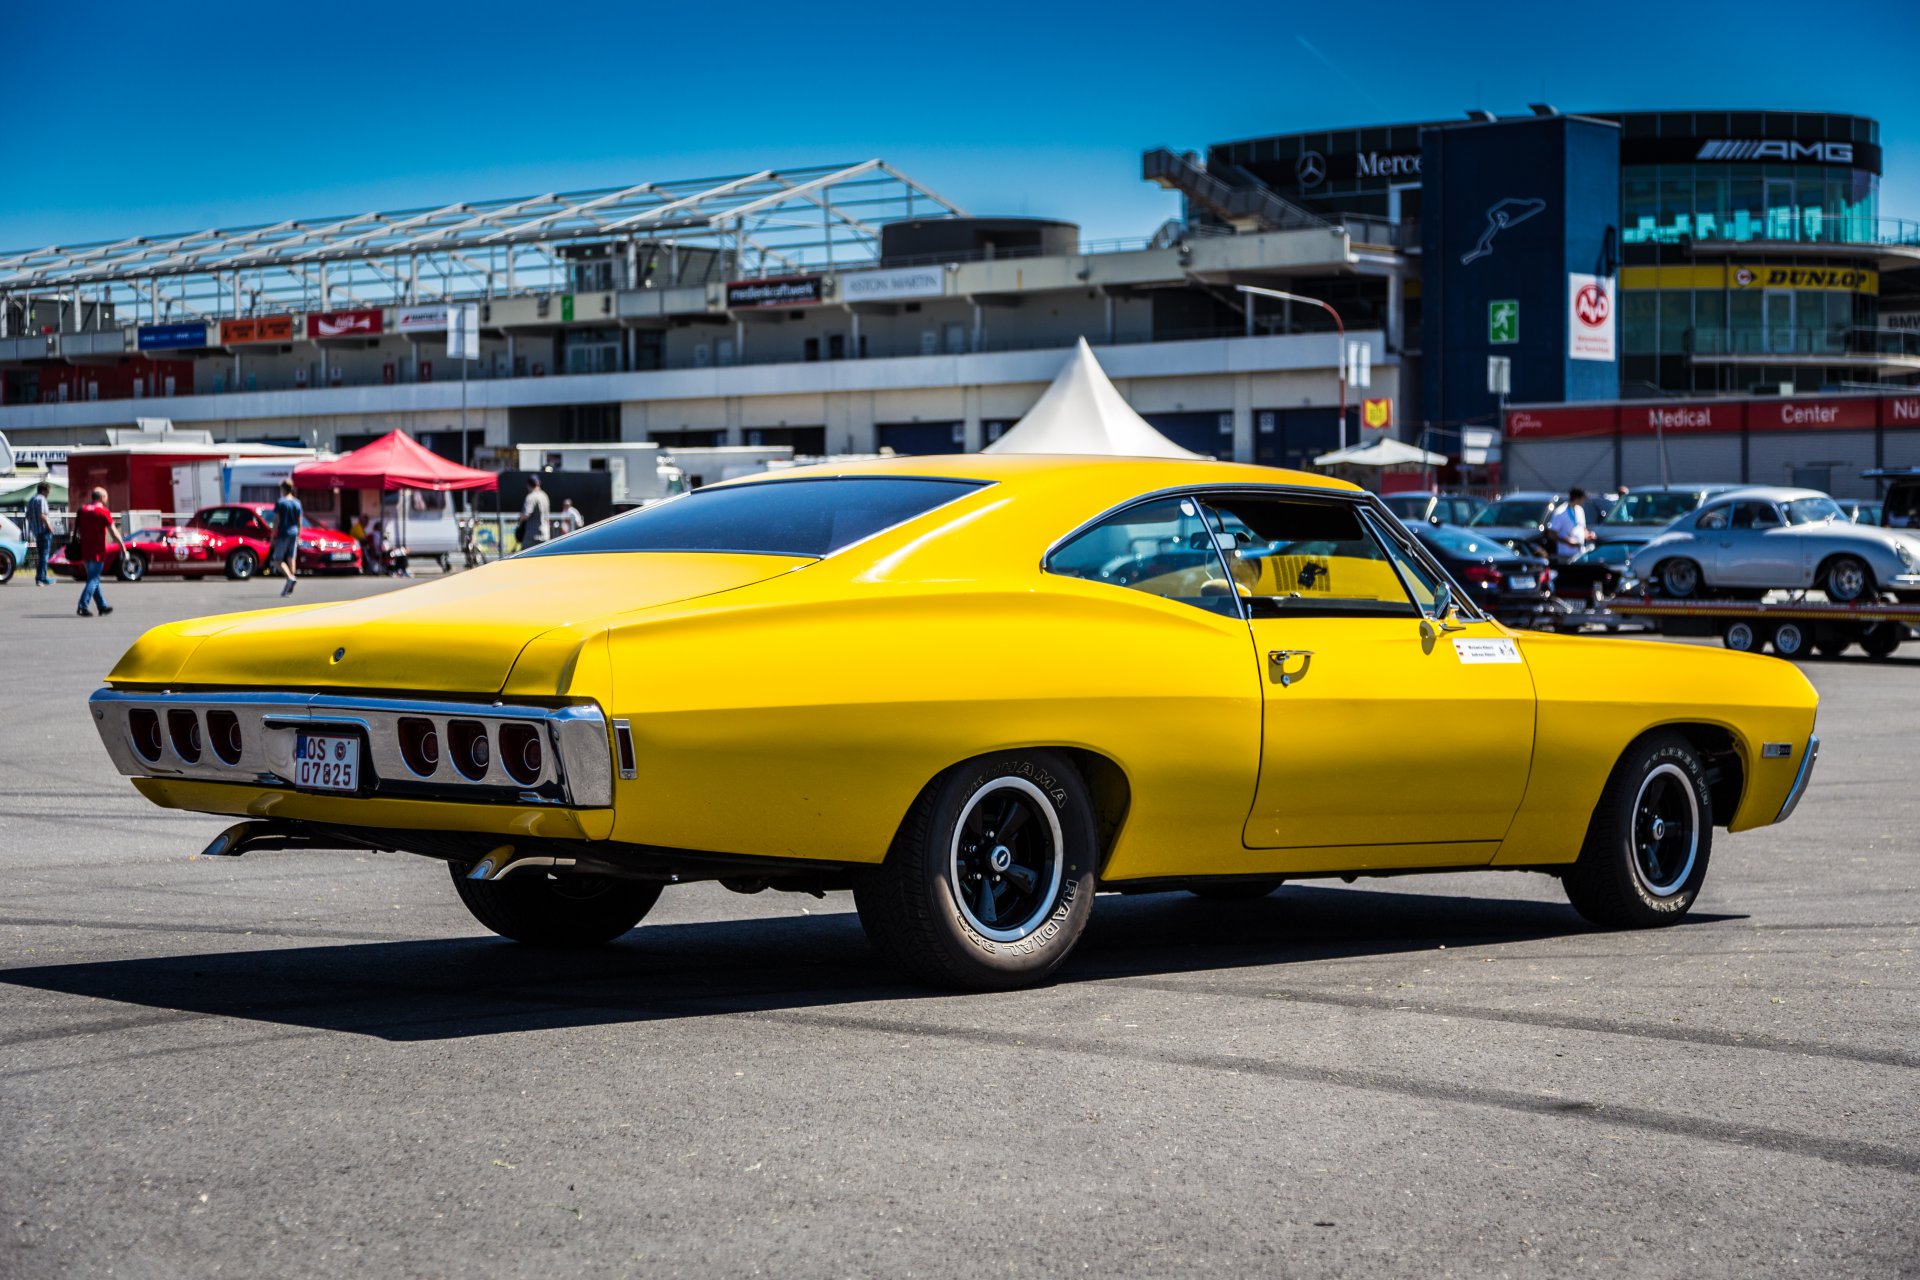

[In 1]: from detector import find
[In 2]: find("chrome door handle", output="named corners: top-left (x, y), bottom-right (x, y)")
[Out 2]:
top-left (1268, 649), bottom-right (1314, 687)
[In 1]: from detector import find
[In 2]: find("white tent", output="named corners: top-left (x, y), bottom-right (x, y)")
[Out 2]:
top-left (984, 339), bottom-right (1205, 459)
top-left (1313, 437), bottom-right (1448, 469)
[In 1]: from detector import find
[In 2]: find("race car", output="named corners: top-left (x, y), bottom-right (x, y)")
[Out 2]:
top-left (49, 524), bottom-right (252, 582)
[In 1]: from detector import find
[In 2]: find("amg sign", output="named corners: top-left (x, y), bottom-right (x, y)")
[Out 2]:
top-left (1696, 139), bottom-right (1854, 163)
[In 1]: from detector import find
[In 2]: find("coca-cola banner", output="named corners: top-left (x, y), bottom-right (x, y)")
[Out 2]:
top-left (307, 308), bottom-right (384, 339)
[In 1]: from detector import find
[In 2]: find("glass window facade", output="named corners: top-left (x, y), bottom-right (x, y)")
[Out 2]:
top-left (1623, 162), bottom-right (1877, 246)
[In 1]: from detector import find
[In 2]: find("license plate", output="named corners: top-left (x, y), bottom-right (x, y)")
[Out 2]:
top-left (294, 732), bottom-right (360, 792)
top-left (329, 551), bottom-right (353, 561)
top-left (1508, 574), bottom-right (1537, 591)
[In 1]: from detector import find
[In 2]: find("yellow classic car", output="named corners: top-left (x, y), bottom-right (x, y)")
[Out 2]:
top-left (91, 455), bottom-right (1820, 989)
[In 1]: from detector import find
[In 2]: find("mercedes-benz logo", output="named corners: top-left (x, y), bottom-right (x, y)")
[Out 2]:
top-left (1295, 150), bottom-right (1327, 189)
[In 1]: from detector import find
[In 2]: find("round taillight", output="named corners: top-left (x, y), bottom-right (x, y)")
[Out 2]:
top-left (398, 717), bottom-right (441, 777)
top-left (498, 723), bottom-right (543, 786)
top-left (447, 719), bottom-right (490, 781)
top-left (206, 710), bottom-right (243, 765)
top-left (129, 709), bottom-right (163, 762)
top-left (167, 709), bottom-right (202, 763)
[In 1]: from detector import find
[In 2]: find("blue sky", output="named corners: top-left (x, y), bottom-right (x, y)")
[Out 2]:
top-left (8, 1), bottom-right (1920, 251)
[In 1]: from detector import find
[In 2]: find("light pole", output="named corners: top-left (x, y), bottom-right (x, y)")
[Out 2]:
top-left (1237, 285), bottom-right (1348, 449)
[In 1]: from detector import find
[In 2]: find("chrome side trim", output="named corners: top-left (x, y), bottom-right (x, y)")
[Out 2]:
top-left (1776, 732), bottom-right (1819, 824)
top-left (90, 688), bottom-right (613, 807)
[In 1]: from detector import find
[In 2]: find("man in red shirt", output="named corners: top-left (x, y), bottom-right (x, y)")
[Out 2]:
top-left (73, 487), bottom-right (126, 618)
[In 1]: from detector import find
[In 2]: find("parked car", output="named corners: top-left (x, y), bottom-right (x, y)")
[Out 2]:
top-left (189, 503), bottom-right (364, 575)
top-left (1552, 537), bottom-right (1646, 606)
top-left (1466, 490), bottom-right (1611, 556)
top-left (1841, 499), bottom-right (1883, 525)
top-left (1594, 484), bottom-right (1744, 544)
top-left (49, 524), bottom-right (241, 583)
top-left (1405, 523), bottom-right (1554, 626)
top-left (1630, 487), bottom-right (1920, 603)
top-left (1859, 468), bottom-right (1920, 529)
top-left (91, 455), bottom-right (1820, 991)
top-left (0, 514), bottom-right (24, 584)
top-left (1380, 491), bottom-right (1488, 528)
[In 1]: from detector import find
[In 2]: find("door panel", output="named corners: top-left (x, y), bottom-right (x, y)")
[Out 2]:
top-left (1242, 615), bottom-right (1536, 851)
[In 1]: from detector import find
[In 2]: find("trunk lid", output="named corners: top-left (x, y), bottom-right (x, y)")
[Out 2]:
top-left (165, 552), bottom-right (807, 693)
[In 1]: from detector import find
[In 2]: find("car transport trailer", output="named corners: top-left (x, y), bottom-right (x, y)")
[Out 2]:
top-left (1608, 596), bottom-right (1920, 660)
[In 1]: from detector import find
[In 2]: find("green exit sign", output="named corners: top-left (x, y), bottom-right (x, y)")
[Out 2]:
top-left (561, 294), bottom-right (576, 323)
top-left (1489, 299), bottom-right (1519, 344)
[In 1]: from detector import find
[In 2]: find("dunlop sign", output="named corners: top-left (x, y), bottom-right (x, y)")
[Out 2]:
top-left (1732, 266), bottom-right (1874, 292)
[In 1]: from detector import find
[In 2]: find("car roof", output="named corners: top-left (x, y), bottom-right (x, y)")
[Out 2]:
top-left (718, 453), bottom-right (1362, 501)
top-left (1698, 486), bottom-right (1830, 505)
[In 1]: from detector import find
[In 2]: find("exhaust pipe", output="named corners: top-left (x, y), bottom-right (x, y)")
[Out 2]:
top-left (196, 821), bottom-right (382, 859)
top-left (466, 846), bottom-right (577, 881)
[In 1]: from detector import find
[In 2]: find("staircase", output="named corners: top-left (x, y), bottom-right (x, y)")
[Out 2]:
top-left (1142, 149), bottom-right (1329, 234)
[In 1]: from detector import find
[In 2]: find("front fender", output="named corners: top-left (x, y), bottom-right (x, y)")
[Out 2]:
top-left (1494, 634), bottom-right (1818, 864)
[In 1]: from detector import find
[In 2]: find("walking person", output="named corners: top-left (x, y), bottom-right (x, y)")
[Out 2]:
top-left (73, 487), bottom-right (126, 618)
top-left (552, 497), bottom-right (584, 537)
top-left (268, 479), bottom-right (304, 597)
top-left (24, 480), bottom-right (54, 586)
top-left (1547, 486), bottom-right (1596, 563)
top-left (517, 476), bottom-right (551, 550)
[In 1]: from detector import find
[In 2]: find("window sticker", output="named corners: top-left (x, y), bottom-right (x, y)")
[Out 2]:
top-left (1454, 637), bottom-right (1522, 665)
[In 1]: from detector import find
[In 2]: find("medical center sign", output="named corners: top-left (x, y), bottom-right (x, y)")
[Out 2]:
top-left (1568, 274), bottom-right (1616, 362)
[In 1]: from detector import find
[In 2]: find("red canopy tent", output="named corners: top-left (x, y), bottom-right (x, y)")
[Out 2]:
top-left (294, 429), bottom-right (498, 492)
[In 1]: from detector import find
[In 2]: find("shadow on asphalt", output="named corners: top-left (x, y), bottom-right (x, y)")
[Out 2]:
top-left (0, 886), bottom-right (1742, 1042)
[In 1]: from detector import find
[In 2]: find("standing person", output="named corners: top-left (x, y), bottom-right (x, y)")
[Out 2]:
top-left (268, 479), bottom-right (304, 597)
top-left (518, 476), bottom-right (551, 550)
top-left (1547, 487), bottom-right (1596, 563)
top-left (24, 480), bottom-right (54, 586)
top-left (73, 487), bottom-right (125, 618)
top-left (552, 497), bottom-right (584, 537)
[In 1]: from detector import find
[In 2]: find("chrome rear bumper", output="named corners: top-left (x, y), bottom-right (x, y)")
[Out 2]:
top-left (89, 688), bottom-right (613, 807)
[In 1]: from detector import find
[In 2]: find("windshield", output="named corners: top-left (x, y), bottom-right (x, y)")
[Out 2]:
top-left (1606, 492), bottom-right (1699, 525)
top-left (1783, 497), bottom-right (1844, 526)
top-left (519, 476), bottom-right (986, 559)
top-left (1420, 526), bottom-right (1511, 559)
top-left (1470, 499), bottom-right (1546, 527)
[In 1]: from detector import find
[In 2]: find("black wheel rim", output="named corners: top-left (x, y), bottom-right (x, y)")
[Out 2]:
top-left (948, 777), bottom-right (1065, 943)
top-left (1631, 763), bottom-right (1699, 897)
top-left (1665, 562), bottom-right (1696, 595)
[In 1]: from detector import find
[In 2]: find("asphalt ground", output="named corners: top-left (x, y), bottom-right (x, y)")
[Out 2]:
top-left (1, 572), bottom-right (1914, 1278)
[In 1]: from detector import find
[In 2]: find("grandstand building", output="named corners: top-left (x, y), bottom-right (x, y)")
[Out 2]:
top-left (0, 160), bottom-right (1395, 471)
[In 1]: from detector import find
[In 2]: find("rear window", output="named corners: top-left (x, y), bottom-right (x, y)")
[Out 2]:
top-left (519, 476), bottom-right (987, 559)
top-left (1471, 499), bottom-right (1547, 527)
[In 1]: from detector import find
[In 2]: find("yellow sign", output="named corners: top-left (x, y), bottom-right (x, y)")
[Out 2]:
top-left (1362, 397), bottom-right (1392, 429)
top-left (1620, 264), bottom-right (1878, 294)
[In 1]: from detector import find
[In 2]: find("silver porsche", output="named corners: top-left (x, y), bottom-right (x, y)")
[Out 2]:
top-left (1630, 487), bottom-right (1920, 603)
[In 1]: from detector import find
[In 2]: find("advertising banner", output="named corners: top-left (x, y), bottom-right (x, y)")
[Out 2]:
top-left (395, 305), bottom-right (449, 333)
top-left (1505, 405), bottom-right (1616, 439)
top-left (1885, 394), bottom-right (1920, 428)
top-left (137, 322), bottom-right (207, 351)
top-left (841, 266), bottom-right (946, 303)
top-left (1567, 274), bottom-right (1616, 362)
top-left (219, 315), bottom-right (294, 345)
top-left (307, 308), bottom-right (384, 339)
top-left (1621, 402), bottom-right (1739, 436)
top-left (726, 276), bottom-right (823, 309)
top-left (1748, 398), bottom-right (1877, 433)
